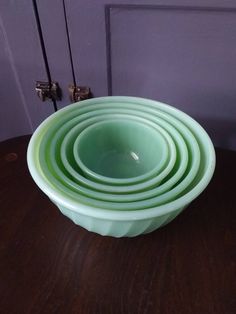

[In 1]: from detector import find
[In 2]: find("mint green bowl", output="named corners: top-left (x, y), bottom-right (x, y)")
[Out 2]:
top-left (32, 105), bottom-right (199, 207)
top-left (27, 97), bottom-right (215, 237)
top-left (73, 118), bottom-right (170, 185)
top-left (30, 102), bottom-right (199, 208)
top-left (48, 113), bottom-right (188, 203)
top-left (60, 112), bottom-right (180, 194)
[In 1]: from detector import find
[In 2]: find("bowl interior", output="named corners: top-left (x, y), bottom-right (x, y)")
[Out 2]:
top-left (38, 111), bottom-right (197, 209)
top-left (73, 118), bottom-right (169, 182)
top-left (60, 113), bottom-right (178, 194)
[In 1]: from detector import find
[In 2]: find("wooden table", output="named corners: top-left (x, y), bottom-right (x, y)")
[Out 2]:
top-left (0, 135), bottom-right (235, 314)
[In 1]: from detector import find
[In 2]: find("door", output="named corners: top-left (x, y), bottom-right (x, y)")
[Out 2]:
top-left (40, 0), bottom-right (236, 150)
top-left (0, 21), bottom-right (31, 141)
top-left (0, 0), bottom-right (56, 141)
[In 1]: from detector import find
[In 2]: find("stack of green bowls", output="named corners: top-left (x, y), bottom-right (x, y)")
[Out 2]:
top-left (27, 96), bottom-right (216, 237)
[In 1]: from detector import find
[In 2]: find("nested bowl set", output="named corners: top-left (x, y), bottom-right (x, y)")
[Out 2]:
top-left (27, 96), bottom-right (215, 237)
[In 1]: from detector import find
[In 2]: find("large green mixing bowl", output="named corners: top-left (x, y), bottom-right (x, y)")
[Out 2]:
top-left (27, 97), bottom-right (215, 237)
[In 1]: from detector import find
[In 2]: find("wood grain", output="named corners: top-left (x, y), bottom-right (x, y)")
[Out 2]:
top-left (0, 135), bottom-right (235, 314)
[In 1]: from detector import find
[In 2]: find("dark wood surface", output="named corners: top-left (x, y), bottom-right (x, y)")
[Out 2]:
top-left (0, 135), bottom-right (235, 314)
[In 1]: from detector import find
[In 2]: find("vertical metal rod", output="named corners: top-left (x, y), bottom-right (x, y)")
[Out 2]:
top-left (62, 0), bottom-right (77, 87)
top-left (32, 0), bottom-right (58, 111)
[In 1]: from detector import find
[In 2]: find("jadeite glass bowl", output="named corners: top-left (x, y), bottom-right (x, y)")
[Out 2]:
top-left (60, 113), bottom-right (181, 194)
top-left (27, 97), bottom-right (215, 237)
top-left (39, 104), bottom-right (196, 205)
top-left (30, 102), bottom-right (199, 208)
top-left (32, 103), bottom-right (199, 207)
top-left (55, 111), bottom-right (186, 196)
top-left (70, 116), bottom-right (176, 188)
top-left (73, 118), bottom-right (170, 185)
top-left (45, 113), bottom-right (188, 203)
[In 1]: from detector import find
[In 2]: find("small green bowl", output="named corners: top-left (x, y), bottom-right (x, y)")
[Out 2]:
top-left (73, 118), bottom-right (170, 185)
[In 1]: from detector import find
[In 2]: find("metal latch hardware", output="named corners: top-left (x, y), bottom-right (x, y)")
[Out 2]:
top-left (36, 81), bottom-right (61, 102)
top-left (69, 85), bottom-right (91, 102)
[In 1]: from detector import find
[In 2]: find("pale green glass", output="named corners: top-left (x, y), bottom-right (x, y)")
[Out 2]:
top-left (36, 105), bottom-right (197, 208)
top-left (73, 118), bottom-right (170, 184)
top-left (39, 106), bottom-right (196, 206)
top-left (50, 113), bottom-right (188, 203)
top-left (27, 97), bottom-right (215, 237)
top-left (60, 112), bottom-right (180, 195)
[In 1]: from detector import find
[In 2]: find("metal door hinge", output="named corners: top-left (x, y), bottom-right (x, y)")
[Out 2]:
top-left (36, 81), bottom-right (61, 102)
top-left (69, 84), bottom-right (91, 102)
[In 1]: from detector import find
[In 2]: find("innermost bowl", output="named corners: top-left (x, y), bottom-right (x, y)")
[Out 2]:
top-left (73, 118), bottom-right (169, 185)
